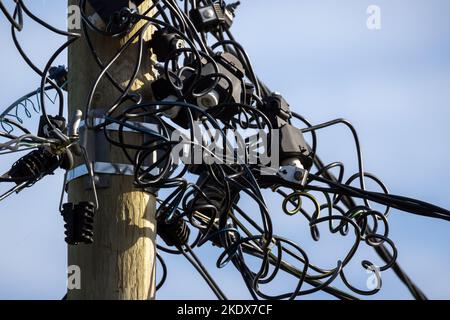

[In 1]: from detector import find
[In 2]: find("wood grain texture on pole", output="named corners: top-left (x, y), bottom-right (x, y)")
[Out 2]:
top-left (67, 0), bottom-right (157, 300)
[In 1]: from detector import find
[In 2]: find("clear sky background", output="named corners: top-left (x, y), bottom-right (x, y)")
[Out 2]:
top-left (0, 0), bottom-right (449, 300)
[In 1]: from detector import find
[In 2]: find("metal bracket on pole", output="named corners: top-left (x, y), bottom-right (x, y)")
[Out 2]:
top-left (66, 161), bottom-right (152, 183)
top-left (70, 110), bottom-right (160, 189)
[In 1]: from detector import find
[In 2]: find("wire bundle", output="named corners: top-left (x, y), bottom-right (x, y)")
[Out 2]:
top-left (0, 0), bottom-right (448, 300)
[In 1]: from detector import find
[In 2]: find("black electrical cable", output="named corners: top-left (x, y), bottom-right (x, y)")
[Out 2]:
top-left (0, 0), bottom-right (22, 30)
top-left (0, 0), bottom-right (447, 301)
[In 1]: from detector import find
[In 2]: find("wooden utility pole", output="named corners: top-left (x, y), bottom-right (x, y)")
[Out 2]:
top-left (67, 1), bottom-right (157, 300)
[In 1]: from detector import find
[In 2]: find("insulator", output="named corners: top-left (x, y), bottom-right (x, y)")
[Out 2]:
top-left (187, 173), bottom-right (241, 247)
top-left (189, 172), bottom-right (240, 218)
top-left (61, 202), bottom-right (95, 245)
top-left (8, 149), bottom-right (60, 184)
top-left (157, 217), bottom-right (191, 248)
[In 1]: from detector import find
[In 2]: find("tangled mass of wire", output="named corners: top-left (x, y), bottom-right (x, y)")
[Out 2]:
top-left (0, 0), bottom-right (449, 300)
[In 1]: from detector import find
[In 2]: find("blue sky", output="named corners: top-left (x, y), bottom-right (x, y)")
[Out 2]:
top-left (0, 0), bottom-right (449, 300)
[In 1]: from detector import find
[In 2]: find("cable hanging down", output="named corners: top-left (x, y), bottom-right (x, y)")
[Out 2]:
top-left (0, 0), bottom-right (448, 300)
